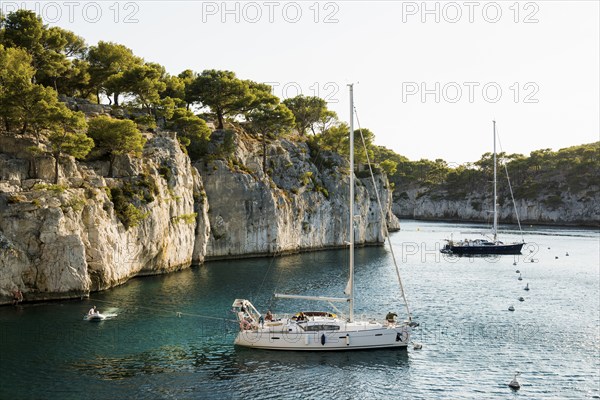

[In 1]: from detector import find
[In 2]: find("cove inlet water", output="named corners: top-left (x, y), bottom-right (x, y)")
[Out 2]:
top-left (0, 220), bottom-right (598, 399)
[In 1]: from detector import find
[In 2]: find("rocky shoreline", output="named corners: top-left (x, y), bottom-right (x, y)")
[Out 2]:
top-left (0, 131), bottom-right (398, 305)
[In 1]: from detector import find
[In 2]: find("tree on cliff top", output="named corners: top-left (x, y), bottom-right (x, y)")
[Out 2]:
top-left (283, 95), bottom-right (330, 136)
top-left (0, 44), bottom-right (35, 132)
top-left (167, 108), bottom-right (212, 161)
top-left (87, 41), bottom-right (142, 105)
top-left (1, 10), bottom-right (87, 92)
top-left (177, 69), bottom-right (199, 109)
top-left (120, 62), bottom-right (168, 113)
top-left (1, 10), bottom-right (44, 71)
top-left (45, 107), bottom-right (91, 184)
top-left (189, 69), bottom-right (254, 130)
top-left (87, 115), bottom-right (145, 177)
top-left (246, 102), bottom-right (295, 171)
top-left (312, 123), bottom-right (349, 154)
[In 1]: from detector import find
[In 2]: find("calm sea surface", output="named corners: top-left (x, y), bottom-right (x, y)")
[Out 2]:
top-left (1, 220), bottom-right (598, 399)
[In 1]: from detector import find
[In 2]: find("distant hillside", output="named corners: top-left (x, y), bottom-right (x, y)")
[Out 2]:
top-left (378, 142), bottom-right (600, 226)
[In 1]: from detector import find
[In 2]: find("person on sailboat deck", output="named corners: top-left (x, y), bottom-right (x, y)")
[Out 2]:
top-left (295, 312), bottom-right (306, 321)
top-left (88, 306), bottom-right (97, 315)
top-left (265, 310), bottom-right (273, 321)
top-left (386, 312), bottom-right (397, 324)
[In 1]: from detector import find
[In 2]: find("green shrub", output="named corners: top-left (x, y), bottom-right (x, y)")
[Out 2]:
top-left (159, 165), bottom-right (173, 183)
top-left (301, 171), bottom-right (313, 186)
top-left (63, 197), bottom-right (86, 212)
top-left (174, 213), bottom-right (197, 224)
top-left (33, 183), bottom-right (68, 193)
top-left (110, 187), bottom-right (150, 229)
top-left (315, 185), bottom-right (329, 198)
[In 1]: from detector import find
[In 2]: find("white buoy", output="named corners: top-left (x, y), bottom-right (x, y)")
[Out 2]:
top-left (508, 305), bottom-right (515, 311)
top-left (508, 372), bottom-right (521, 390)
top-left (413, 342), bottom-right (422, 350)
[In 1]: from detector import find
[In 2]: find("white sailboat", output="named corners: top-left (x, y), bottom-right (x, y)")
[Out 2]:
top-left (231, 84), bottom-right (413, 350)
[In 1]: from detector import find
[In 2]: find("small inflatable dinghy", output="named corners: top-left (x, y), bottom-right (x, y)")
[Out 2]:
top-left (85, 312), bottom-right (106, 321)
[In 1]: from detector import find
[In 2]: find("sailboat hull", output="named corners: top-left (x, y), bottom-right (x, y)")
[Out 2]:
top-left (442, 242), bottom-right (524, 255)
top-left (235, 323), bottom-right (410, 351)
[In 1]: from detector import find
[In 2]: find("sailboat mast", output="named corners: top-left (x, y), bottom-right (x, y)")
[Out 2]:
top-left (348, 84), bottom-right (355, 322)
top-left (493, 120), bottom-right (498, 241)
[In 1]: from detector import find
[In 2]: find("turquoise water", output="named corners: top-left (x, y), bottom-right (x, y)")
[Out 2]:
top-left (1, 221), bottom-right (598, 399)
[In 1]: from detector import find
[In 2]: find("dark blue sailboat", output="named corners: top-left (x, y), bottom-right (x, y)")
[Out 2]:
top-left (441, 121), bottom-right (525, 256)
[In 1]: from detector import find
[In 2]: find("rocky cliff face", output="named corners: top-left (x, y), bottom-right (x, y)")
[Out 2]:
top-left (0, 130), bottom-right (397, 304)
top-left (394, 188), bottom-right (599, 226)
top-left (0, 132), bottom-right (208, 303)
top-left (197, 132), bottom-right (399, 259)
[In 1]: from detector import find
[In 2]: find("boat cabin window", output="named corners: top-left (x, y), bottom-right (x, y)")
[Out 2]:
top-left (303, 311), bottom-right (335, 317)
top-left (301, 324), bottom-right (340, 331)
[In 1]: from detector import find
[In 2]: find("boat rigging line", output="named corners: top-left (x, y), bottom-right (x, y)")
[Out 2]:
top-left (496, 127), bottom-right (525, 243)
top-left (352, 102), bottom-right (413, 323)
top-left (86, 297), bottom-right (238, 323)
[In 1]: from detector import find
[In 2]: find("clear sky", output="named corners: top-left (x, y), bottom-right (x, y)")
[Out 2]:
top-left (5, 0), bottom-right (598, 164)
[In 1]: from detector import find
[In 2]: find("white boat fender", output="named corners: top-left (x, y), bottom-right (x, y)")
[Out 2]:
top-left (304, 334), bottom-right (310, 345)
top-left (321, 334), bottom-right (326, 345)
top-left (345, 334), bottom-right (350, 346)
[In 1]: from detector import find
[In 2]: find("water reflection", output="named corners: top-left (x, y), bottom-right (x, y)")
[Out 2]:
top-left (232, 345), bottom-right (410, 370)
top-left (72, 344), bottom-right (195, 380)
top-left (73, 342), bottom-right (410, 388)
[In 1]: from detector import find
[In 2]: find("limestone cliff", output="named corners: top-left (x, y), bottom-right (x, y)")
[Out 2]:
top-left (0, 129), bottom-right (398, 304)
top-left (394, 187), bottom-right (599, 226)
top-left (197, 131), bottom-right (399, 259)
top-left (0, 132), bottom-right (208, 304)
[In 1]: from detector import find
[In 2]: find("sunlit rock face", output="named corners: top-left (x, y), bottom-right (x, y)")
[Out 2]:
top-left (197, 133), bottom-right (399, 259)
top-left (394, 188), bottom-right (599, 226)
top-left (0, 133), bottom-right (204, 303)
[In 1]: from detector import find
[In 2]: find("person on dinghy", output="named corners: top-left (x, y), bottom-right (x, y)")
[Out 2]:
top-left (88, 306), bottom-right (97, 315)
